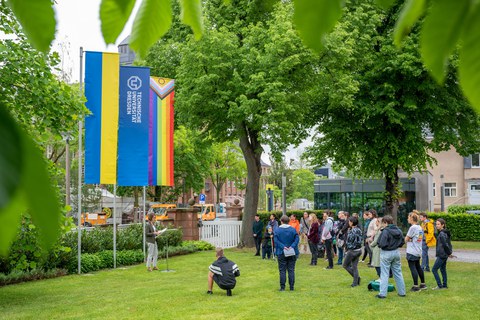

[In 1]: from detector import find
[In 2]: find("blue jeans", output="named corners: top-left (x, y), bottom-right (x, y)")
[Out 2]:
top-left (432, 257), bottom-right (448, 288)
top-left (379, 249), bottom-right (406, 297)
top-left (421, 240), bottom-right (430, 270)
top-left (337, 245), bottom-right (344, 264)
top-left (277, 254), bottom-right (297, 290)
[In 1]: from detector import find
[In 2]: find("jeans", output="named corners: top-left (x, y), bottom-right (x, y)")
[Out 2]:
top-left (254, 236), bottom-right (262, 255)
top-left (379, 249), bottom-right (406, 297)
top-left (325, 239), bottom-right (334, 268)
top-left (308, 241), bottom-right (318, 265)
top-left (421, 240), bottom-right (430, 270)
top-left (407, 256), bottom-right (425, 286)
top-left (277, 254), bottom-right (297, 290)
top-left (262, 245), bottom-right (272, 259)
top-left (343, 249), bottom-right (362, 285)
top-left (337, 245), bottom-right (344, 264)
top-left (432, 257), bottom-right (448, 288)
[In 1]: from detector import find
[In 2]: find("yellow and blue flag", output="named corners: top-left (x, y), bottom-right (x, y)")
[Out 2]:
top-left (84, 51), bottom-right (120, 184)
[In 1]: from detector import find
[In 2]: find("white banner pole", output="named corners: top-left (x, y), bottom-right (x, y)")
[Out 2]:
top-left (114, 184), bottom-right (117, 269)
top-left (143, 186), bottom-right (146, 259)
top-left (78, 47), bottom-right (84, 275)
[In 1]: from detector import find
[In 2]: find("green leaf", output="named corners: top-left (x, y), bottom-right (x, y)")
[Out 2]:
top-left (21, 134), bottom-right (61, 250)
top-left (420, 0), bottom-right (470, 83)
top-left (179, 0), bottom-right (203, 40)
top-left (0, 190), bottom-right (25, 256)
top-left (375, 0), bottom-right (396, 9)
top-left (100, 0), bottom-right (136, 44)
top-left (293, 0), bottom-right (343, 52)
top-left (6, 0), bottom-right (55, 52)
top-left (459, 5), bottom-right (480, 114)
top-left (0, 107), bottom-right (23, 209)
top-left (393, 0), bottom-right (425, 47)
top-left (130, 0), bottom-right (173, 58)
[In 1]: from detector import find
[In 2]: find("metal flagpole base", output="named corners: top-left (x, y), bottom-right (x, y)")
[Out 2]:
top-left (161, 269), bottom-right (176, 273)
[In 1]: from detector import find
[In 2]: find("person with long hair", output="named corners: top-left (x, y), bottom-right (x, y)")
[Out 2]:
top-left (307, 214), bottom-right (320, 265)
top-left (370, 217), bottom-right (383, 281)
top-left (432, 218), bottom-right (453, 290)
top-left (343, 216), bottom-right (363, 287)
top-left (405, 212), bottom-right (427, 291)
top-left (146, 213), bottom-right (160, 271)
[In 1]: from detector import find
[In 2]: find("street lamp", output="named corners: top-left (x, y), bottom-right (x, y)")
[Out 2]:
top-left (440, 174), bottom-right (445, 212)
top-left (61, 132), bottom-right (72, 207)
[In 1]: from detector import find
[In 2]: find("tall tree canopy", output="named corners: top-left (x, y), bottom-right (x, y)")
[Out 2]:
top-left (305, 1), bottom-right (480, 221)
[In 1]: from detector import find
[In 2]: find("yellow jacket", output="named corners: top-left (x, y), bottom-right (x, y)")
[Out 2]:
top-left (422, 219), bottom-right (437, 247)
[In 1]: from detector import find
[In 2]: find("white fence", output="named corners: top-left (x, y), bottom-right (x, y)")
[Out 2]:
top-left (199, 220), bottom-right (242, 248)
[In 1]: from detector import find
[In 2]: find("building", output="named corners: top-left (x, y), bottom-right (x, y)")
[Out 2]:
top-left (118, 36), bottom-right (136, 65)
top-left (428, 147), bottom-right (480, 211)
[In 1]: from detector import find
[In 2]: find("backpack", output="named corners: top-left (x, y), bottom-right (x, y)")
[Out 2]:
top-left (368, 280), bottom-right (395, 292)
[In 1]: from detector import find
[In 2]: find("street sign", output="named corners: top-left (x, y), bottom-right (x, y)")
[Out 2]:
top-left (199, 193), bottom-right (206, 204)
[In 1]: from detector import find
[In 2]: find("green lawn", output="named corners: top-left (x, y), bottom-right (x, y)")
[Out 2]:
top-left (1, 249), bottom-right (479, 320)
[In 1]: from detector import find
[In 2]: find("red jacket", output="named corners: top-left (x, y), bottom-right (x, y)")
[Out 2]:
top-left (308, 222), bottom-right (320, 244)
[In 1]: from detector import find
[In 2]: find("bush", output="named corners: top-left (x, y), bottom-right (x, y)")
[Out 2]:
top-left (426, 212), bottom-right (480, 241)
top-left (156, 227), bottom-right (183, 250)
top-left (0, 269), bottom-right (67, 287)
top-left (447, 205), bottom-right (480, 215)
top-left (182, 240), bottom-right (215, 251)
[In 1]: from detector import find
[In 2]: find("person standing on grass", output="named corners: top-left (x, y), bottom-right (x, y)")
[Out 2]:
top-left (262, 225), bottom-right (274, 259)
top-left (376, 215), bottom-right (406, 299)
top-left (370, 217), bottom-right (383, 281)
top-left (321, 211), bottom-right (335, 269)
top-left (432, 218), bottom-right (453, 290)
top-left (420, 212), bottom-right (436, 272)
top-left (365, 209), bottom-right (378, 267)
top-left (207, 247), bottom-right (240, 296)
top-left (299, 212), bottom-right (311, 253)
top-left (343, 216), bottom-right (363, 287)
top-left (289, 214), bottom-right (300, 234)
top-left (253, 214), bottom-right (264, 256)
top-left (307, 213), bottom-right (320, 265)
top-left (361, 211), bottom-right (372, 263)
top-left (146, 213), bottom-right (160, 271)
top-left (405, 212), bottom-right (427, 292)
top-left (336, 211), bottom-right (348, 265)
top-left (274, 215), bottom-right (300, 291)
top-left (268, 214), bottom-right (279, 233)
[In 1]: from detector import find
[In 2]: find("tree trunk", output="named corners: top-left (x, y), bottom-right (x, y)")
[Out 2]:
top-left (385, 168), bottom-right (399, 224)
top-left (238, 125), bottom-right (262, 248)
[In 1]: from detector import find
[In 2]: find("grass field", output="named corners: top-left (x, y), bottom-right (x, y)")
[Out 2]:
top-left (451, 241), bottom-right (480, 250)
top-left (1, 248), bottom-right (479, 320)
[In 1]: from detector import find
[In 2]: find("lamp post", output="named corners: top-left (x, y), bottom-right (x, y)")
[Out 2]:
top-left (440, 174), bottom-right (445, 212)
top-left (61, 132), bottom-right (72, 207)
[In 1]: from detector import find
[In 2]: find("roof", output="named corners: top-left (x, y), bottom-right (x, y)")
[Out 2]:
top-left (118, 35), bottom-right (130, 46)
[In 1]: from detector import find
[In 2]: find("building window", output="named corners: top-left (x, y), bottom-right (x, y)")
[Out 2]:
top-left (473, 154), bottom-right (480, 168)
top-left (433, 182), bottom-right (436, 197)
top-left (444, 183), bottom-right (457, 197)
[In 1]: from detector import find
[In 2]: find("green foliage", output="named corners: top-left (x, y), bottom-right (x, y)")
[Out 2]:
top-left (0, 268), bottom-right (66, 287)
top-left (288, 169), bottom-right (316, 203)
top-left (427, 212), bottom-right (480, 242)
top-left (182, 240), bottom-right (215, 251)
top-left (100, 0), bottom-right (136, 44)
top-left (447, 205), bottom-right (480, 215)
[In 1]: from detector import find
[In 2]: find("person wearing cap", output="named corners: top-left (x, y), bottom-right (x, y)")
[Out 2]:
top-left (207, 247), bottom-right (240, 296)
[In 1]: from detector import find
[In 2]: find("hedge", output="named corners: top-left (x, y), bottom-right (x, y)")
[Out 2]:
top-left (447, 204), bottom-right (480, 215)
top-left (426, 212), bottom-right (480, 241)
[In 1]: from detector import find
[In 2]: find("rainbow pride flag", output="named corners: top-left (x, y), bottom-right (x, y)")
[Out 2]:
top-left (84, 52), bottom-right (119, 184)
top-left (149, 77), bottom-right (174, 186)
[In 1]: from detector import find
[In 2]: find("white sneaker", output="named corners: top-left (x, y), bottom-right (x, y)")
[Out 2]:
top-left (374, 279), bottom-right (381, 282)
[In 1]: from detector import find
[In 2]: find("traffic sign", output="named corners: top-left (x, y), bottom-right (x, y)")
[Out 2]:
top-left (199, 193), bottom-right (206, 204)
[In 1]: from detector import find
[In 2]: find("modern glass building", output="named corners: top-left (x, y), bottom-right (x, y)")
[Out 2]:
top-left (314, 177), bottom-right (422, 226)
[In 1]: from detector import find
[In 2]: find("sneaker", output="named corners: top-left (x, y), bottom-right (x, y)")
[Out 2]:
top-left (375, 294), bottom-right (386, 299)
top-left (398, 294), bottom-right (406, 297)
top-left (324, 266), bottom-right (333, 270)
top-left (419, 284), bottom-right (428, 290)
top-left (152, 267), bottom-right (158, 271)
top-left (279, 288), bottom-right (285, 291)
top-left (432, 286), bottom-right (443, 290)
top-left (290, 287), bottom-right (294, 291)
top-left (360, 260), bottom-right (365, 263)
top-left (351, 284), bottom-right (358, 287)
top-left (374, 278), bottom-right (381, 282)
top-left (147, 268), bottom-right (152, 272)
top-left (410, 286), bottom-right (420, 292)
top-left (206, 290), bottom-right (213, 295)
top-left (358, 277), bottom-right (361, 285)
top-left (226, 289), bottom-right (232, 296)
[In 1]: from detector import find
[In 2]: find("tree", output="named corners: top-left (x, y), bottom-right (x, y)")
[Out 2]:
top-left (207, 142), bottom-right (246, 204)
top-left (288, 169), bottom-right (316, 203)
top-left (305, 2), bottom-right (480, 222)
top-left (174, 1), bottom-right (320, 246)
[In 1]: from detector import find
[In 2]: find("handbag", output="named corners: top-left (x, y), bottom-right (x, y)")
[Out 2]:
top-left (283, 247), bottom-right (295, 257)
top-left (337, 238), bottom-right (345, 248)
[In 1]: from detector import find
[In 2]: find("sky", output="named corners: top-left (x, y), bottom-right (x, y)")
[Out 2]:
top-left (53, 0), bottom-right (311, 164)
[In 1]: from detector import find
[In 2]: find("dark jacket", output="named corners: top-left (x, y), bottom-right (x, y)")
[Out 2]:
top-left (274, 225), bottom-right (300, 256)
top-left (436, 229), bottom-right (453, 259)
top-left (253, 220), bottom-right (264, 238)
top-left (307, 221), bottom-right (320, 244)
top-left (268, 219), bottom-right (279, 232)
top-left (209, 256), bottom-right (240, 290)
top-left (377, 224), bottom-right (405, 251)
top-left (346, 226), bottom-right (363, 250)
top-left (146, 222), bottom-right (156, 244)
top-left (336, 218), bottom-right (347, 240)
top-left (262, 231), bottom-right (273, 248)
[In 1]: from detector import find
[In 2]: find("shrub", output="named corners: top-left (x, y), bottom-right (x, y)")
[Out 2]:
top-left (182, 240), bottom-right (215, 251)
top-left (156, 227), bottom-right (183, 250)
top-left (0, 269), bottom-right (67, 287)
top-left (426, 212), bottom-right (480, 241)
top-left (447, 205), bottom-right (480, 215)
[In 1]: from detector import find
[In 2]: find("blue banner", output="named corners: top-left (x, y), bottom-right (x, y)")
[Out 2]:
top-left (117, 66), bottom-right (150, 186)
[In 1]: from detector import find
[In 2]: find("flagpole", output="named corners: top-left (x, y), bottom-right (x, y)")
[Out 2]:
top-left (114, 183), bottom-right (117, 269)
top-left (143, 186), bottom-right (146, 259)
top-left (78, 47), bottom-right (84, 275)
